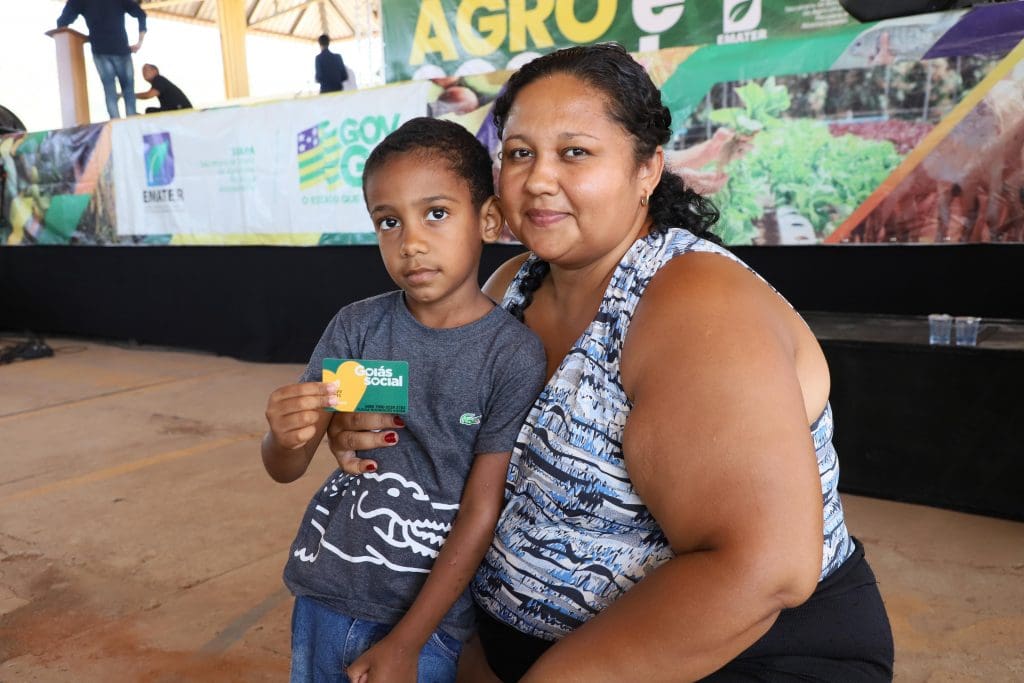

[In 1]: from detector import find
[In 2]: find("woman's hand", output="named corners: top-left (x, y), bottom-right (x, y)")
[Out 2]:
top-left (663, 127), bottom-right (756, 196)
top-left (703, 126), bottom-right (755, 168)
top-left (326, 411), bottom-right (405, 473)
top-left (675, 167), bottom-right (730, 196)
top-left (663, 126), bottom-right (761, 178)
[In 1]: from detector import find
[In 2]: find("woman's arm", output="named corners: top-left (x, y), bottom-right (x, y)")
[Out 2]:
top-left (522, 253), bottom-right (824, 682)
top-left (345, 451), bottom-right (512, 682)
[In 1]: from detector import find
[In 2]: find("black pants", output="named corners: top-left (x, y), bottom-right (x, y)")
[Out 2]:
top-left (477, 538), bottom-right (893, 682)
top-left (145, 106), bottom-right (191, 114)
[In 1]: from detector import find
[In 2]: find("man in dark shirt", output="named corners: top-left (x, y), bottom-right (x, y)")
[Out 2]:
top-left (314, 34), bottom-right (347, 94)
top-left (57, 0), bottom-right (147, 119)
top-left (137, 64), bottom-right (193, 113)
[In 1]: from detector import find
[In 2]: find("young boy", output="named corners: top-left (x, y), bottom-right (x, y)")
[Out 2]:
top-left (261, 117), bottom-right (546, 683)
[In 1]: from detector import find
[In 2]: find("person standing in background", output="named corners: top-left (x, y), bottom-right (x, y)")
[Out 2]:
top-left (56, 0), bottom-right (147, 120)
top-left (136, 64), bottom-right (192, 113)
top-left (314, 34), bottom-right (347, 94)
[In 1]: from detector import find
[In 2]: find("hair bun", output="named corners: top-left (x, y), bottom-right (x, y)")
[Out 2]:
top-left (659, 105), bottom-right (672, 132)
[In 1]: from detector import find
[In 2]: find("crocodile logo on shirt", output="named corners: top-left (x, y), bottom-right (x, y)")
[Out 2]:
top-left (459, 413), bottom-right (481, 426)
top-left (293, 471), bottom-right (458, 573)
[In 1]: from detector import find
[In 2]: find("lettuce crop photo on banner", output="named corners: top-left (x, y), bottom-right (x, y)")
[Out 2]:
top-left (658, 4), bottom-right (1024, 245)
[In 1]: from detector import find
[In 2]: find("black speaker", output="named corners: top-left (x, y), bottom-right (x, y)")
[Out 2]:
top-left (838, 0), bottom-right (956, 21)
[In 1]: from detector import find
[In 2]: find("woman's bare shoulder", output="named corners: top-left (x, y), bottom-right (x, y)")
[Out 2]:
top-left (623, 251), bottom-right (797, 383)
top-left (625, 250), bottom-right (829, 420)
top-left (640, 251), bottom-right (777, 321)
top-left (482, 251), bottom-right (532, 302)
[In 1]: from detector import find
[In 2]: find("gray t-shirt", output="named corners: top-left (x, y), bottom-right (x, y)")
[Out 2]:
top-left (284, 291), bottom-right (546, 641)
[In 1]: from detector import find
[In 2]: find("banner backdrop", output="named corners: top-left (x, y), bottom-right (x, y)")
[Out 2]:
top-left (382, 0), bottom-right (854, 82)
top-left (0, 124), bottom-right (113, 245)
top-left (5, 4), bottom-right (1024, 246)
top-left (111, 82), bottom-right (431, 241)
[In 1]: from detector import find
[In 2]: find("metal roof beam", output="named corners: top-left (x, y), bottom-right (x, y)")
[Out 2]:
top-left (328, 0), bottom-right (357, 37)
top-left (139, 0), bottom-right (199, 11)
top-left (249, 0), bottom-right (316, 27)
top-left (288, 4), bottom-right (308, 34)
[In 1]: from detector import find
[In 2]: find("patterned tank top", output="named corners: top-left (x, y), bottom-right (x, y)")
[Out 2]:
top-left (471, 227), bottom-right (854, 641)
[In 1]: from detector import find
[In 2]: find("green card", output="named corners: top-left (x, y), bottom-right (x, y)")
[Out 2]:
top-left (322, 358), bottom-right (409, 414)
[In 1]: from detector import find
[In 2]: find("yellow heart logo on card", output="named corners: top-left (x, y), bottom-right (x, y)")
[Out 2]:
top-left (324, 360), bottom-right (367, 411)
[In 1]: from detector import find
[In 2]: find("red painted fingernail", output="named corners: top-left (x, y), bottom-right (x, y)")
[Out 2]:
top-left (384, 432), bottom-right (398, 444)
top-left (393, 416), bottom-right (405, 427)
top-left (366, 463), bottom-right (377, 472)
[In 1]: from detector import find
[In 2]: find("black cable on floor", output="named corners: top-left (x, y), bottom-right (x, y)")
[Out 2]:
top-left (0, 333), bottom-right (55, 365)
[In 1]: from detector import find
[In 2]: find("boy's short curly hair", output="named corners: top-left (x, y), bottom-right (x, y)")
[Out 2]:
top-left (362, 117), bottom-right (494, 209)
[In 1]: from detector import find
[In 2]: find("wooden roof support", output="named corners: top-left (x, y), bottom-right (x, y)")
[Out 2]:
top-left (216, 0), bottom-right (250, 99)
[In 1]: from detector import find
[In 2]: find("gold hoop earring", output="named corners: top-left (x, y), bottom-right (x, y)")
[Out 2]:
top-left (640, 192), bottom-right (649, 207)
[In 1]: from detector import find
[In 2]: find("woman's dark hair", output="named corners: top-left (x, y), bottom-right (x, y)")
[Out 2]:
top-left (492, 43), bottom-right (721, 320)
top-left (362, 116), bottom-right (494, 209)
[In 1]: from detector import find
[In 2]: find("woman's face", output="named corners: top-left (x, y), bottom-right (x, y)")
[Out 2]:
top-left (498, 73), bottom-right (662, 269)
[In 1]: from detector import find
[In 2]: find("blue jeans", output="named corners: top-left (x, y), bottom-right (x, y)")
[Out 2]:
top-left (290, 596), bottom-right (462, 683)
top-left (93, 53), bottom-right (136, 118)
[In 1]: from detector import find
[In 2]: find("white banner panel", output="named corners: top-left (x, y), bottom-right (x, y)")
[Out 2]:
top-left (112, 81), bottom-right (431, 237)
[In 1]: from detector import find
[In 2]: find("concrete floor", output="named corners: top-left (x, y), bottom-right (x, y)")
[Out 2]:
top-left (0, 339), bottom-right (1021, 682)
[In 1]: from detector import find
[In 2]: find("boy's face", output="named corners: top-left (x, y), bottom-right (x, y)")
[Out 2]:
top-left (365, 152), bottom-right (501, 314)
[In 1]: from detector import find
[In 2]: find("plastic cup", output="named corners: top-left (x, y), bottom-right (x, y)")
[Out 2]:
top-left (928, 314), bottom-right (952, 345)
top-left (955, 316), bottom-right (981, 346)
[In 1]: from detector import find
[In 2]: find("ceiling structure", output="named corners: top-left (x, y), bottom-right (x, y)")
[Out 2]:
top-left (137, 0), bottom-right (380, 44)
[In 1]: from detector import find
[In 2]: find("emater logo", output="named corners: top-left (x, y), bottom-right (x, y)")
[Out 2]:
top-left (719, 0), bottom-right (767, 44)
top-left (143, 132), bottom-right (174, 187)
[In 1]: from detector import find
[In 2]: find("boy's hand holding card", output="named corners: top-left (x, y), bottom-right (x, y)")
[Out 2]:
top-left (322, 359), bottom-right (409, 414)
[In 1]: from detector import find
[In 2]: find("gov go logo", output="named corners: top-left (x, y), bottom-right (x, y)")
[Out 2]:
top-left (719, 0), bottom-right (767, 44)
top-left (297, 114), bottom-right (402, 191)
top-left (337, 114), bottom-right (402, 187)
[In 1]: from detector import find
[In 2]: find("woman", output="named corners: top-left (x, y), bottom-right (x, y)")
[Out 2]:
top-left (330, 43), bottom-right (893, 682)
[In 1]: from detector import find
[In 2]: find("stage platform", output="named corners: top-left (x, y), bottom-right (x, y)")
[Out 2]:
top-left (805, 312), bottom-right (1024, 522)
top-left (0, 339), bottom-right (1022, 680)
